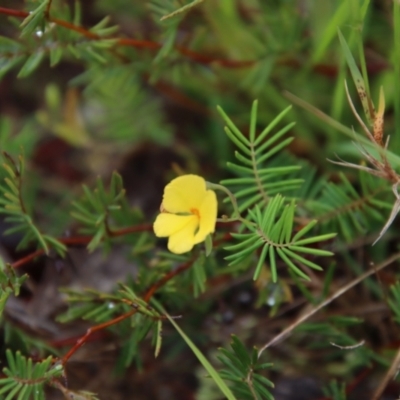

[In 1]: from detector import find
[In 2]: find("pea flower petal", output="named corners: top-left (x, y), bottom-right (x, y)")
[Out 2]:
top-left (154, 174), bottom-right (218, 254)
top-left (167, 217), bottom-right (200, 254)
top-left (193, 190), bottom-right (217, 244)
top-left (162, 174), bottom-right (207, 213)
top-left (153, 213), bottom-right (197, 238)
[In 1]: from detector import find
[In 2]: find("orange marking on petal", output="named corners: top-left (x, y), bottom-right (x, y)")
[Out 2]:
top-left (190, 208), bottom-right (200, 218)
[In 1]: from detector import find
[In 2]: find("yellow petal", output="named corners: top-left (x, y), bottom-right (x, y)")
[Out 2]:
top-left (167, 217), bottom-right (199, 254)
top-left (154, 213), bottom-right (197, 237)
top-left (162, 175), bottom-right (207, 213)
top-left (193, 190), bottom-right (217, 244)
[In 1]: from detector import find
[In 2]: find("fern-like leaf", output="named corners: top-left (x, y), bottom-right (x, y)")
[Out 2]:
top-left (0, 258), bottom-right (28, 317)
top-left (224, 194), bottom-right (336, 281)
top-left (70, 172), bottom-right (126, 252)
top-left (0, 153), bottom-right (66, 255)
top-left (218, 100), bottom-right (301, 212)
top-left (0, 350), bottom-right (63, 400)
top-left (308, 171), bottom-right (390, 242)
top-left (388, 282), bottom-right (400, 325)
top-left (217, 335), bottom-right (274, 400)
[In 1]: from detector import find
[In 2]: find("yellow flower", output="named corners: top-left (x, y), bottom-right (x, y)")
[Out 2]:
top-left (154, 174), bottom-right (217, 254)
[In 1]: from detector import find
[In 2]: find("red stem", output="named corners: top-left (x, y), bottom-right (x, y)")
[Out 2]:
top-left (61, 308), bottom-right (137, 363)
top-left (11, 224), bottom-right (153, 269)
top-left (0, 7), bottom-right (27, 18)
top-left (0, 6), bottom-right (255, 69)
top-left (61, 255), bottom-right (196, 364)
top-left (143, 256), bottom-right (196, 302)
top-left (12, 249), bottom-right (45, 269)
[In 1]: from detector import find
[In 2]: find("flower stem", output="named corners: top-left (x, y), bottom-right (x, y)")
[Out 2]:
top-left (206, 182), bottom-right (255, 230)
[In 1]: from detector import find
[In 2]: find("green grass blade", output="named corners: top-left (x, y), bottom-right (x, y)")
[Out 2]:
top-left (338, 29), bottom-right (374, 124)
top-left (311, 1), bottom-right (348, 63)
top-left (154, 301), bottom-right (237, 400)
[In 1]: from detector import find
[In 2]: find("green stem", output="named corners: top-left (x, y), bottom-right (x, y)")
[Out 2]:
top-left (206, 182), bottom-right (255, 230)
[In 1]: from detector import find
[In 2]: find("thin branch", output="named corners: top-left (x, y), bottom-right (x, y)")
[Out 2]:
top-left (61, 255), bottom-right (196, 364)
top-left (11, 224), bottom-right (153, 269)
top-left (109, 223), bottom-right (152, 238)
top-left (371, 346), bottom-right (400, 400)
top-left (0, 6), bottom-right (256, 69)
top-left (328, 158), bottom-right (386, 179)
top-left (61, 308), bottom-right (137, 364)
top-left (50, 16), bottom-right (100, 39)
top-left (143, 256), bottom-right (196, 302)
top-left (0, 6), bottom-right (27, 18)
top-left (257, 252), bottom-right (400, 358)
top-left (11, 249), bottom-right (46, 269)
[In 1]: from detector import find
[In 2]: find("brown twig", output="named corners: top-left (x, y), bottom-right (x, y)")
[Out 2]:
top-left (371, 346), bottom-right (400, 400)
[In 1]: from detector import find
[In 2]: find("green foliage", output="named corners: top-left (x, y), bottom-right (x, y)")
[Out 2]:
top-left (56, 287), bottom-right (128, 325)
top-left (0, 37), bottom-right (26, 80)
top-left (225, 195), bottom-right (335, 281)
top-left (388, 282), bottom-right (400, 324)
top-left (0, 259), bottom-right (27, 316)
top-left (0, 119), bottom-right (38, 160)
top-left (20, 1), bottom-right (49, 39)
top-left (188, 254), bottom-right (207, 297)
top-left (0, 350), bottom-right (63, 400)
top-left (2, 322), bottom-right (58, 358)
top-left (149, 0), bottom-right (183, 63)
top-left (296, 316), bottom-right (389, 371)
top-left (217, 102), bottom-right (336, 281)
top-left (338, 28), bottom-right (373, 124)
top-left (72, 65), bottom-right (173, 145)
top-left (12, 0), bottom-right (118, 77)
top-left (218, 101), bottom-right (300, 213)
top-left (162, 306), bottom-right (237, 400)
top-left (71, 172), bottom-right (126, 251)
top-left (1, 1), bottom-right (400, 399)
top-left (308, 171), bottom-right (390, 242)
top-left (323, 380), bottom-right (347, 400)
top-left (58, 284), bottom-right (164, 366)
top-left (218, 335), bottom-right (274, 400)
top-left (0, 153), bottom-right (66, 255)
